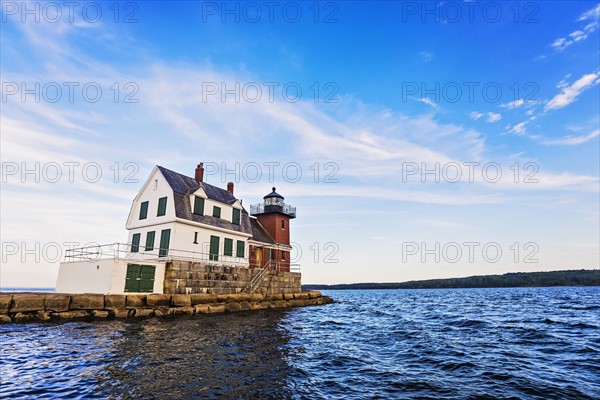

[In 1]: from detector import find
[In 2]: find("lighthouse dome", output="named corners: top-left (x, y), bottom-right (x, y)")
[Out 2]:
top-left (263, 187), bottom-right (284, 200)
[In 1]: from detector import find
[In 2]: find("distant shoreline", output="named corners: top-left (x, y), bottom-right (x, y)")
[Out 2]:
top-left (303, 269), bottom-right (600, 291)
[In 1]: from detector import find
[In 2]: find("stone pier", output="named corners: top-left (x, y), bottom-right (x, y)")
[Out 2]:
top-left (0, 291), bottom-right (333, 323)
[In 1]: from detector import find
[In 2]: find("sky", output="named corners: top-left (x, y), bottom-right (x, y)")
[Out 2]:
top-left (1, 1), bottom-right (599, 287)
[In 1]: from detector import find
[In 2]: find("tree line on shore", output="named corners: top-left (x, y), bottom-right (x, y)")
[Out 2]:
top-left (302, 269), bottom-right (600, 290)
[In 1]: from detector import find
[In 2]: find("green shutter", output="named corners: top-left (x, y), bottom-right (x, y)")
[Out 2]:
top-left (145, 231), bottom-right (155, 251)
top-left (159, 229), bottom-right (171, 257)
top-left (193, 196), bottom-right (205, 215)
top-left (209, 235), bottom-right (219, 261)
top-left (125, 264), bottom-right (155, 293)
top-left (224, 238), bottom-right (233, 256)
top-left (139, 201), bottom-right (148, 220)
top-left (125, 264), bottom-right (141, 292)
top-left (236, 240), bottom-right (245, 258)
top-left (157, 197), bottom-right (167, 216)
top-left (131, 233), bottom-right (141, 253)
top-left (138, 265), bottom-right (156, 292)
top-left (212, 206), bottom-right (221, 218)
top-left (232, 208), bottom-right (240, 225)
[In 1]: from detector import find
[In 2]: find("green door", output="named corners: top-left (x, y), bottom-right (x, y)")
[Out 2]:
top-left (209, 235), bottom-right (219, 261)
top-left (159, 229), bottom-right (171, 257)
top-left (125, 264), bottom-right (156, 292)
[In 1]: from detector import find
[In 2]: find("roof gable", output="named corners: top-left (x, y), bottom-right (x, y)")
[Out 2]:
top-left (157, 165), bottom-right (237, 205)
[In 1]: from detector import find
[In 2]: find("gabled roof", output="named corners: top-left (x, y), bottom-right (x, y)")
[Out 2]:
top-left (157, 165), bottom-right (251, 235)
top-left (157, 165), bottom-right (237, 205)
top-left (249, 218), bottom-right (276, 245)
top-left (173, 192), bottom-right (252, 235)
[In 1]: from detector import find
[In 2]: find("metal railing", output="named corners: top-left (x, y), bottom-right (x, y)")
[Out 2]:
top-left (249, 202), bottom-right (296, 217)
top-left (63, 242), bottom-right (249, 265)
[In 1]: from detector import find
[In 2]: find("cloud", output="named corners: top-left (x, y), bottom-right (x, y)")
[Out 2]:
top-left (418, 51), bottom-right (433, 63)
top-left (545, 72), bottom-right (600, 111)
top-left (500, 99), bottom-right (525, 109)
top-left (577, 3), bottom-right (600, 22)
top-left (420, 97), bottom-right (438, 108)
top-left (486, 113), bottom-right (501, 123)
top-left (470, 111), bottom-right (501, 123)
top-left (509, 121), bottom-right (529, 135)
top-left (543, 129), bottom-right (600, 145)
top-left (551, 4), bottom-right (600, 50)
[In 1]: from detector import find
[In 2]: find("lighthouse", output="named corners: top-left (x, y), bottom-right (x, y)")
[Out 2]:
top-left (249, 187), bottom-right (296, 272)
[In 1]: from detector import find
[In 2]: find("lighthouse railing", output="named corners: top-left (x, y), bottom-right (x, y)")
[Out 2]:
top-left (249, 202), bottom-right (296, 217)
top-left (63, 242), bottom-right (249, 266)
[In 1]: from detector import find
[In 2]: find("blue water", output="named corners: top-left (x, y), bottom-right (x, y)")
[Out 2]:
top-left (1, 287), bottom-right (599, 399)
top-left (0, 288), bottom-right (54, 293)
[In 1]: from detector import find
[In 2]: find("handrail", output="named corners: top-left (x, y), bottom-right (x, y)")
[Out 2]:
top-left (249, 202), bottom-right (296, 217)
top-left (63, 242), bottom-right (249, 265)
top-left (246, 260), bottom-right (277, 293)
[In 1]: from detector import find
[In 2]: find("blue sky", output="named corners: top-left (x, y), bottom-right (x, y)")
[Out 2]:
top-left (1, 1), bottom-right (599, 287)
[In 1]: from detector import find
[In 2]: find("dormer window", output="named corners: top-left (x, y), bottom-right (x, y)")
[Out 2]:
top-left (232, 208), bottom-right (240, 225)
top-left (212, 206), bottom-right (221, 218)
top-left (193, 196), bottom-right (204, 216)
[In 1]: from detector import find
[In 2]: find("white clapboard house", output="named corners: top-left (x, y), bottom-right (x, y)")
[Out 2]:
top-left (56, 163), bottom-right (296, 294)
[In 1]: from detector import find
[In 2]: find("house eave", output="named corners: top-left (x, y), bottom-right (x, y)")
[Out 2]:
top-left (175, 217), bottom-right (253, 237)
top-left (247, 240), bottom-right (292, 250)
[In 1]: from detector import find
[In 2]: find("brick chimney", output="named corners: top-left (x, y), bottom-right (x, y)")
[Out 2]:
top-left (227, 182), bottom-right (234, 195)
top-left (194, 163), bottom-right (204, 182)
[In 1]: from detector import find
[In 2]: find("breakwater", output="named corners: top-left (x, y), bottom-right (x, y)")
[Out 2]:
top-left (0, 291), bottom-right (332, 323)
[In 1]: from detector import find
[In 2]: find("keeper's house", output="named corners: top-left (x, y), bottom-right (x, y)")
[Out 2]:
top-left (56, 163), bottom-right (299, 295)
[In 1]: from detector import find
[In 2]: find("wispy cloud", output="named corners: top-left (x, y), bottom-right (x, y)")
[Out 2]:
top-left (509, 121), bottom-right (529, 135)
top-left (470, 111), bottom-right (501, 123)
top-left (545, 71), bottom-right (600, 111)
top-left (418, 51), bottom-right (434, 63)
top-left (543, 128), bottom-right (600, 145)
top-left (551, 4), bottom-right (600, 51)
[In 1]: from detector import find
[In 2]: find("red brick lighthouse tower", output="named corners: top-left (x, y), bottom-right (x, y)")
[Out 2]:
top-left (250, 187), bottom-right (296, 272)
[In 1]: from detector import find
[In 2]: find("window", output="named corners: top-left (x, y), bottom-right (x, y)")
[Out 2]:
top-left (232, 208), bottom-right (241, 225)
top-left (281, 220), bottom-right (285, 230)
top-left (193, 196), bottom-right (204, 216)
top-left (159, 229), bottom-right (171, 257)
top-left (145, 231), bottom-right (155, 251)
top-left (139, 201), bottom-right (148, 220)
top-left (125, 264), bottom-right (156, 293)
top-left (269, 248), bottom-right (274, 260)
top-left (131, 233), bottom-right (141, 253)
top-left (157, 197), bottom-right (167, 216)
top-left (224, 238), bottom-right (233, 256)
top-left (193, 232), bottom-right (198, 244)
top-left (212, 206), bottom-right (221, 218)
top-left (209, 235), bottom-right (219, 261)
top-left (281, 250), bottom-right (286, 261)
top-left (236, 240), bottom-right (245, 258)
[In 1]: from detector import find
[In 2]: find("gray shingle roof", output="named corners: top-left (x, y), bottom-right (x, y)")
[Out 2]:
top-left (157, 166), bottom-right (251, 235)
top-left (157, 166), bottom-right (237, 204)
top-left (249, 218), bottom-right (276, 244)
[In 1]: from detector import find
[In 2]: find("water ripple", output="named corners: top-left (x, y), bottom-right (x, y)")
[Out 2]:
top-left (1, 287), bottom-right (599, 399)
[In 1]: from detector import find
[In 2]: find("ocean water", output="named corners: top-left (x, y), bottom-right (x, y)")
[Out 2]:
top-left (1, 287), bottom-right (599, 399)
